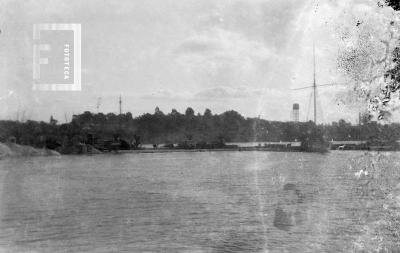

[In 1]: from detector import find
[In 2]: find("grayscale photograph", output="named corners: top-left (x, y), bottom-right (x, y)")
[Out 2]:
top-left (0, 0), bottom-right (400, 252)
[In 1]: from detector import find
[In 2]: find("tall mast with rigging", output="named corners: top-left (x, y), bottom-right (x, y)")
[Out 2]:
top-left (291, 44), bottom-right (345, 124)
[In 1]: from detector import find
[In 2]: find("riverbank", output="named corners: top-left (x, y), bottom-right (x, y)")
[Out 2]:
top-left (70, 146), bottom-right (400, 155)
top-left (106, 146), bottom-right (319, 154)
top-left (0, 142), bottom-right (60, 158)
top-left (5, 143), bottom-right (398, 158)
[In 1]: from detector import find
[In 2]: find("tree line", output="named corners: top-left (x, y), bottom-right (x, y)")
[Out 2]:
top-left (0, 107), bottom-right (399, 150)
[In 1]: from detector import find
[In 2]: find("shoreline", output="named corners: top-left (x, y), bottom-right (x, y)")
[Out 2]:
top-left (92, 147), bottom-right (316, 155)
top-left (0, 142), bottom-right (60, 158)
top-left (119, 147), bottom-right (302, 154)
top-left (66, 147), bottom-right (400, 155)
top-left (2, 144), bottom-right (399, 158)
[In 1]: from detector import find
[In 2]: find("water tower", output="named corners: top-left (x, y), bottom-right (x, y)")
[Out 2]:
top-left (292, 103), bottom-right (299, 122)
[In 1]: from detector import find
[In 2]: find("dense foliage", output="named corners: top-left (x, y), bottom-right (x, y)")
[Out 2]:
top-left (0, 108), bottom-right (399, 149)
top-left (386, 0), bottom-right (400, 11)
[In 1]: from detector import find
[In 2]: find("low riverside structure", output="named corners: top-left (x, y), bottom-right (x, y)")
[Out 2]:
top-left (263, 141), bottom-right (302, 148)
top-left (229, 141), bottom-right (304, 152)
top-left (330, 140), bottom-right (400, 151)
top-left (329, 140), bottom-right (368, 150)
top-left (228, 142), bottom-right (301, 148)
top-left (118, 141), bottom-right (305, 153)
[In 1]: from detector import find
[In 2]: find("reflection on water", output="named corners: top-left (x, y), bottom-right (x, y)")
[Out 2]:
top-left (273, 183), bottom-right (305, 231)
top-left (0, 151), bottom-right (398, 252)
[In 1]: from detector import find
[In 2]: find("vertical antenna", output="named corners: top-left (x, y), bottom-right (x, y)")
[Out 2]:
top-left (313, 43), bottom-right (317, 124)
top-left (118, 95), bottom-right (122, 130)
top-left (119, 95), bottom-right (122, 115)
top-left (96, 97), bottom-right (102, 113)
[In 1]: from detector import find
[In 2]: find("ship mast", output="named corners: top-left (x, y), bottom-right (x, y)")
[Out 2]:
top-left (292, 45), bottom-right (345, 123)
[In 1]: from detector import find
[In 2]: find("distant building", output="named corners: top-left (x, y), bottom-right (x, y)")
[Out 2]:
top-left (291, 103), bottom-right (299, 122)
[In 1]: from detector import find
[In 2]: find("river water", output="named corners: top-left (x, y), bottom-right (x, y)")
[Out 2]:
top-left (0, 151), bottom-right (399, 252)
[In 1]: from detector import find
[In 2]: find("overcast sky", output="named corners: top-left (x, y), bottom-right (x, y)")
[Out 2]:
top-left (0, 0), bottom-right (398, 123)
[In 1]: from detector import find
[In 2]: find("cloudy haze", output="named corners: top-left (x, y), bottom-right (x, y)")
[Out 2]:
top-left (0, 0), bottom-right (398, 123)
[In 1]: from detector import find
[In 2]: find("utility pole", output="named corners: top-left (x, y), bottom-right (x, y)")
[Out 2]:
top-left (119, 95), bottom-right (122, 115)
top-left (96, 97), bottom-right (102, 113)
top-left (118, 95), bottom-right (122, 132)
top-left (313, 44), bottom-right (317, 124)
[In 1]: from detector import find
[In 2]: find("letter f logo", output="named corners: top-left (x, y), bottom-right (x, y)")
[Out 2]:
top-left (33, 24), bottom-right (51, 80)
top-left (32, 24), bottom-right (81, 91)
